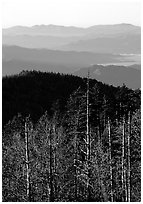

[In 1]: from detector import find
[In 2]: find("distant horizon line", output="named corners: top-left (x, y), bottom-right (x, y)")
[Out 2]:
top-left (3, 22), bottom-right (141, 29)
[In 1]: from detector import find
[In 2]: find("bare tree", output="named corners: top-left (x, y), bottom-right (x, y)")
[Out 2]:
top-left (127, 111), bottom-right (131, 202)
top-left (108, 118), bottom-right (113, 202)
top-left (122, 116), bottom-right (127, 201)
top-left (24, 117), bottom-right (30, 202)
top-left (85, 70), bottom-right (90, 200)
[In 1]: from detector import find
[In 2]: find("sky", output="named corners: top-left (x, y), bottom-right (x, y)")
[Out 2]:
top-left (2, 0), bottom-right (141, 28)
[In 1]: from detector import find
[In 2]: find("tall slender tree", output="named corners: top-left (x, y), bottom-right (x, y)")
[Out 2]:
top-left (127, 111), bottom-right (131, 202)
top-left (24, 118), bottom-right (30, 202)
top-left (122, 116), bottom-right (128, 202)
top-left (108, 118), bottom-right (113, 202)
top-left (122, 116), bottom-right (125, 201)
top-left (85, 70), bottom-right (90, 201)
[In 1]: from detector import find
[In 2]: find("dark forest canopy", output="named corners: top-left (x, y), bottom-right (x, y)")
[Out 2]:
top-left (3, 70), bottom-right (140, 126)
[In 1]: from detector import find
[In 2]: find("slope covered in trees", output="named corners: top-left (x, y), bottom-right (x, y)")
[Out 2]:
top-left (2, 70), bottom-right (140, 126)
top-left (3, 84), bottom-right (141, 201)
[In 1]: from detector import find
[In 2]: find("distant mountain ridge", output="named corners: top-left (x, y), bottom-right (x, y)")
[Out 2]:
top-left (3, 23), bottom-right (140, 36)
top-left (3, 24), bottom-right (141, 54)
top-left (61, 34), bottom-right (140, 54)
top-left (73, 64), bottom-right (141, 89)
top-left (3, 45), bottom-right (127, 76)
top-left (3, 24), bottom-right (85, 36)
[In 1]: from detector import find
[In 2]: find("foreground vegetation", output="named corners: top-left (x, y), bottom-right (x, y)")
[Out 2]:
top-left (2, 71), bottom-right (141, 201)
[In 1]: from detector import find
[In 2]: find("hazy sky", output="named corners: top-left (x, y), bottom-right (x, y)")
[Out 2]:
top-left (2, 0), bottom-right (141, 28)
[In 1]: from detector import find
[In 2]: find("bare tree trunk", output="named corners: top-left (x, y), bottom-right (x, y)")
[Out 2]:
top-left (96, 129), bottom-right (108, 202)
top-left (124, 165), bottom-right (128, 202)
top-left (122, 117), bottom-right (127, 202)
top-left (74, 133), bottom-right (78, 201)
top-left (49, 127), bottom-right (54, 202)
top-left (103, 95), bottom-right (107, 129)
top-left (127, 111), bottom-right (131, 202)
top-left (122, 117), bottom-right (125, 201)
top-left (53, 124), bottom-right (57, 200)
top-left (86, 70), bottom-right (90, 201)
top-left (25, 120), bottom-right (30, 202)
top-left (73, 112), bottom-right (81, 201)
top-left (108, 118), bottom-right (113, 202)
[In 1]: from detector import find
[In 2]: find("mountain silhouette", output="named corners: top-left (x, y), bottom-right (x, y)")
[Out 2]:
top-left (3, 23), bottom-right (140, 36)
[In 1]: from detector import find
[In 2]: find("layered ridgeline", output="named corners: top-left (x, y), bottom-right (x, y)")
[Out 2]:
top-left (2, 46), bottom-right (141, 89)
top-left (3, 70), bottom-right (141, 202)
top-left (2, 45), bottom-right (125, 75)
top-left (3, 24), bottom-right (141, 53)
top-left (2, 24), bottom-right (141, 88)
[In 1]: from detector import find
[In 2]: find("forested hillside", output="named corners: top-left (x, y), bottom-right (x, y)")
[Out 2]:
top-left (2, 71), bottom-right (141, 201)
top-left (3, 70), bottom-right (140, 126)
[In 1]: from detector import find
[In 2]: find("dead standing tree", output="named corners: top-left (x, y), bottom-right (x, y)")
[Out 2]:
top-left (127, 111), bottom-right (131, 202)
top-left (86, 70), bottom-right (90, 201)
top-left (75, 71), bottom-right (91, 201)
top-left (108, 118), bottom-right (113, 202)
top-left (122, 115), bottom-right (128, 202)
top-left (24, 117), bottom-right (31, 202)
top-left (48, 122), bottom-right (59, 202)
